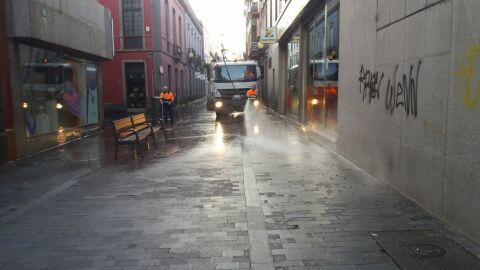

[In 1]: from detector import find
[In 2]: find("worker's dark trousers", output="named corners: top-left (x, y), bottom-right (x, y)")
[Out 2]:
top-left (163, 103), bottom-right (173, 125)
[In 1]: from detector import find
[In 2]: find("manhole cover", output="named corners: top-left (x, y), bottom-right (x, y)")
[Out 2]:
top-left (409, 244), bottom-right (446, 258)
top-left (371, 230), bottom-right (480, 270)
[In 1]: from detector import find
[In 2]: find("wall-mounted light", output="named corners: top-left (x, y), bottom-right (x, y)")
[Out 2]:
top-left (22, 102), bottom-right (29, 109)
top-left (56, 102), bottom-right (63, 109)
top-left (258, 42), bottom-right (264, 49)
top-left (42, 51), bottom-right (48, 63)
top-left (311, 98), bottom-right (319, 105)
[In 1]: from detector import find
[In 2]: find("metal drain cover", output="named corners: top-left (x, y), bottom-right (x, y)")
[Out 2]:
top-left (371, 230), bottom-right (480, 270)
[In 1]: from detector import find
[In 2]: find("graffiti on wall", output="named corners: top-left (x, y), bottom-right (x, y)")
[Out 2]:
top-left (359, 65), bottom-right (384, 103)
top-left (385, 61), bottom-right (422, 117)
top-left (455, 45), bottom-right (480, 109)
top-left (358, 61), bottom-right (421, 117)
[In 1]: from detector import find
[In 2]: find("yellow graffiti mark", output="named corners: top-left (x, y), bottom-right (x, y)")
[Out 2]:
top-left (455, 45), bottom-right (480, 109)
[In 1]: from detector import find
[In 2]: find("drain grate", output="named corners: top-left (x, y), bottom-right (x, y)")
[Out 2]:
top-left (371, 230), bottom-right (480, 270)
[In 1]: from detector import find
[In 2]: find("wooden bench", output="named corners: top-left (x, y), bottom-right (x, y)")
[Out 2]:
top-left (112, 113), bottom-right (166, 159)
top-left (130, 113), bottom-right (167, 144)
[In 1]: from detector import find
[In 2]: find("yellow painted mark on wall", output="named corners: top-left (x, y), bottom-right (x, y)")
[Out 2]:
top-left (455, 45), bottom-right (480, 109)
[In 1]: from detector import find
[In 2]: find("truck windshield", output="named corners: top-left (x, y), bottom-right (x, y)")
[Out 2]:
top-left (312, 62), bottom-right (339, 81)
top-left (215, 65), bottom-right (257, 82)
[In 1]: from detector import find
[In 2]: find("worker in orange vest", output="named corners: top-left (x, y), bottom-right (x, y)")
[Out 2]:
top-left (246, 85), bottom-right (257, 98)
top-left (160, 86), bottom-right (175, 125)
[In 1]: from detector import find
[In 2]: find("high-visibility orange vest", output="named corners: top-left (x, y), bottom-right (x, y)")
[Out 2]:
top-left (162, 91), bottom-right (175, 102)
top-left (247, 89), bottom-right (257, 97)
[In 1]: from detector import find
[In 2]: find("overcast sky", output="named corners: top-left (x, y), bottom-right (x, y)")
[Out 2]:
top-left (188, 0), bottom-right (246, 57)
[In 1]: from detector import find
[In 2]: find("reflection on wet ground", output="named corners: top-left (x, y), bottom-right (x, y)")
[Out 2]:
top-left (1, 99), bottom-right (478, 270)
top-left (0, 99), bottom-right (255, 219)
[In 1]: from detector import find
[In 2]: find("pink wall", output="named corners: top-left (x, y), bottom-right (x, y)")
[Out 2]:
top-left (99, 0), bottom-right (199, 109)
top-left (98, 0), bottom-right (154, 106)
top-left (159, 0), bottom-right (186, 100)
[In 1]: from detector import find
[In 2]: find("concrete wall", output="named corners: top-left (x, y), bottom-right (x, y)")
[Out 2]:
top-left (338, 0), bottom-right (480, 244)
top-left (8, 0), bottom-right (113, 59)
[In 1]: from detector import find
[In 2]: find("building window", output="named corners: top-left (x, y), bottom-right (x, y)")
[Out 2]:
top-left (251, 20), bottom-right (257, 43)
top-left (274, 0), bottom-right (278, 22)
top-left (122, 0), bottom-right (143, 49)
top-left (124, 62), bottom-right (146, 108)
top-left (165, 0), bottom-right (170, 51)
top-left (180, 70), bottom-right (183, 99)
top-left (173, 9), bottom-right (177, 46)
top-left (187, 24), bottom-right (190, 47)
top-left (175, 68), bottom-right (178, 95)
top-left (269, 0), bottom-right (273, 27)
top-left (19, 44), bottom-right (100, 137)
top-left (179, 17), bottom-right (182, 48)
top-left (168, 65), bottom-right (172, 90)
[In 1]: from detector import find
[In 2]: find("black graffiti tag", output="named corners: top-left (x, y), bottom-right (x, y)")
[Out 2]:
top-left (385, 61), bottom-right (421, 117)
top-left (358, 65), bottom-right (384, 103)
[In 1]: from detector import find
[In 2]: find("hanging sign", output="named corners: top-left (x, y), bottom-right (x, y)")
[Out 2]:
top-left (260, 27), bottom-right (277, 44)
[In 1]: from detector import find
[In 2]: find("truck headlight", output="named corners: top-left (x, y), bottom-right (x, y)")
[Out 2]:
top-left (214, 90), bottom-right (222, 98)
top-left (215, 101), bottom-right (223, 108)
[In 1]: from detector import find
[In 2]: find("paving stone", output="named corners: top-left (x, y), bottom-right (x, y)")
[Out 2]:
top-left (0, 103), bottom-right (475, 270)
top-left (216, 262), bottom-right (241, 269)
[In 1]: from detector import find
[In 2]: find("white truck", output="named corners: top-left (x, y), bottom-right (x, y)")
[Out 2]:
top-left (207, 61), bottom-right (260, 117)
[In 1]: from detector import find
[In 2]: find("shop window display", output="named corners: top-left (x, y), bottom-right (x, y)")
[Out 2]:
top-left (19, 44), bottom-right (99, 137)
top-left (287, 30), bottom-right (300, 118)
top-left (306, 5), bottom-right (339, 135)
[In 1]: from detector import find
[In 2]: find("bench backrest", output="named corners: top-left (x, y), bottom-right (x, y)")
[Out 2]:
top-left (113, 117), bottom-right (134, 139)
top-left (131, 113), bottom-right (149, 131)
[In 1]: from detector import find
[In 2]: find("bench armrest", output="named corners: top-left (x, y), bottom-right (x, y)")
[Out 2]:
top-left (115, 128), bottom-right (140, 141)
top-left (151, 118), bottom-right (164, 126)
top-left (146, 122), bottom-right (154, 133)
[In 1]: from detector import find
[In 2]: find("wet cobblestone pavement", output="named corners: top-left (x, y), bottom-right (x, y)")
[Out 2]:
top-left (0, 100), bottom-right (479, 270)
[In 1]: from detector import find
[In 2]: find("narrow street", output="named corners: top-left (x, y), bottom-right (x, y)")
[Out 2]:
top-left (2, 101), bottom-right (477, 270)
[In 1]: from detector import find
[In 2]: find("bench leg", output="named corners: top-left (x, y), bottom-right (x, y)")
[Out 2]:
top-left (115, 144), bottom-right (118, 160)
top-left (136, 142), bottom-right (144, 158)
top-left (151, 134), bottom-right (158, 148)
top-left (162, 123), bottom-right (167, 141)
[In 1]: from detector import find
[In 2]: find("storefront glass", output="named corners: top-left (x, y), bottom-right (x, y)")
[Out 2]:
top-left (287, 30), bottom-right (300, 118)
top-left (306, 1), bottom-right (339, 136)
top-left (19, 44), bottom-right (99, 137)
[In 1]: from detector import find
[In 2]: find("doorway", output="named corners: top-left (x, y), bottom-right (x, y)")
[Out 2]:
top-left (124, 62), bottom-right (146, 108)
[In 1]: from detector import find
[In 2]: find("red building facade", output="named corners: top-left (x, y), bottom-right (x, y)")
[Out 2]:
top-left (99, 0), bottom-right (205, 115)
